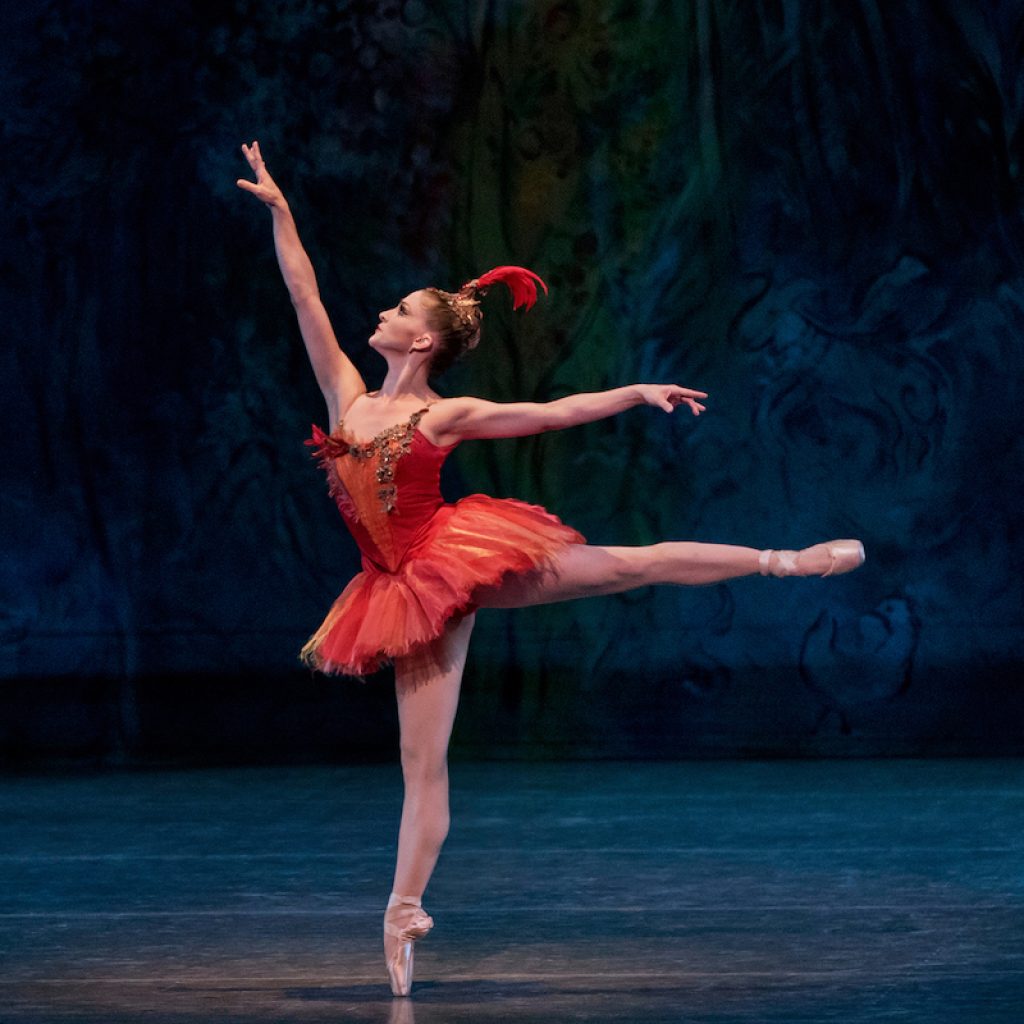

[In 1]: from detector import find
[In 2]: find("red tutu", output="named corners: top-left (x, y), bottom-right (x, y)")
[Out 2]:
top-left (301, 406), bottom-right (586, 679)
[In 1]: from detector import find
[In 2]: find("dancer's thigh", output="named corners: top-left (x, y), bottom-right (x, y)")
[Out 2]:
top-left (393, 611), bottom-right (475, 765)
top-left (473, 544), bottom-right (649, 610)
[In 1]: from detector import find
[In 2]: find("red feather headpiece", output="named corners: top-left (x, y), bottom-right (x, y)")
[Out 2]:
top-left (462, 265), bottom-right (549, 311)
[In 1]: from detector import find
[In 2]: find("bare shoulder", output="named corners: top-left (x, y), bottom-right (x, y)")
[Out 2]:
top-left (420, 395), bottom-right (479, 446)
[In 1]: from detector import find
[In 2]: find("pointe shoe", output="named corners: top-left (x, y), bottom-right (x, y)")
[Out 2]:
top-left (383, 893), bottom-right (434, 997)
top-left (759, 539), bottom-right (865, 578)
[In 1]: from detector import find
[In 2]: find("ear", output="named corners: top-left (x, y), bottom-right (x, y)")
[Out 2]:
top-left (409, 333), bottom-right (434, 354)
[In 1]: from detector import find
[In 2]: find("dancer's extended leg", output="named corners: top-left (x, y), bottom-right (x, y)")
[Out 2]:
top-left (474, 541), bottom-right (766, 608)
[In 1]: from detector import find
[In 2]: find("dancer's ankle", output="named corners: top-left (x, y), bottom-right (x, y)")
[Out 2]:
top-left (387, 892), bottom-right (423, 910)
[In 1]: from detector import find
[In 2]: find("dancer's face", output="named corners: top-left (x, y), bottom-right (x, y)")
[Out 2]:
top-left (370, 290), bottom-right (434, 356)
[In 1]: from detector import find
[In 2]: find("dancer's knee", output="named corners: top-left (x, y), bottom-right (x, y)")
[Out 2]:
top-left (595, 545), bottom-right (660, 591)
top-left (400, 742), bottom-right (449, 787)
top-left (400, 754), bottom-right (451, 845)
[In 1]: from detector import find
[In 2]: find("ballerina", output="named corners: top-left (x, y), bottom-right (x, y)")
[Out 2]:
top-left (236, 140), bottom-right (865, 996)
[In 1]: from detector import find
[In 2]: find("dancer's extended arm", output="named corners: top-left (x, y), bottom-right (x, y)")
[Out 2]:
top-left (430, 384), bottom-right (708, 443)
top-left (236, 140), bottom-right (365, 424)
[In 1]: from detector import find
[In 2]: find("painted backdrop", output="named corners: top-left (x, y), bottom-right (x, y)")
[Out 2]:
top-left (2, 1), bottom-right (1022, 762)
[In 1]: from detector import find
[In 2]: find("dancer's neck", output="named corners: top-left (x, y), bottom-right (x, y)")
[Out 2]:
top-left (377, 359), bottom-right (435, 403)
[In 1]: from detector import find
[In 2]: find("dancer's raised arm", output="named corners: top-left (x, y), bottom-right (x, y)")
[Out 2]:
top-left (428, 383), bottom-right (708, 443)
top-left (236, 140), bottom-right (365, 423)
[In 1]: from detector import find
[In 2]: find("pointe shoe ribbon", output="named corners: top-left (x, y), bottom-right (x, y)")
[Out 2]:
top-left (384, 894), bottom-right (434, 997)
top-left (759, 540), bottom-right (865, 578)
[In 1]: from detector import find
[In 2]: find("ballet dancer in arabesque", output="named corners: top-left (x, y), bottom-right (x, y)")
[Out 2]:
top-left (237, 140), bottom-right (865, 996)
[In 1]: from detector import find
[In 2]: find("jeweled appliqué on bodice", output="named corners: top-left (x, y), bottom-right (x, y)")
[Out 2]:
top-left (340, 408), bottom-right (429, 514)
top-left (305, 405), bottom-right (454, 573)
top-left (305, 407), bottom-right (431, 519)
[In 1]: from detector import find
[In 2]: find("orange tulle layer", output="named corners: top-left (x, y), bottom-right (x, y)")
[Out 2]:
top-left (300, 494), bottom-right (586, 678)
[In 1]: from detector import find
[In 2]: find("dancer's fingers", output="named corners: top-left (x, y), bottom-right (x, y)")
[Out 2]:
top-left (241, 141), bottom-right (264, 173)
top-left (671, 391), bottom-right (703, 411)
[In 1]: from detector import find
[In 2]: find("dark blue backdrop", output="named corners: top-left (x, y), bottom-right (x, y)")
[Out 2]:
top-left (2, 1), bottom-right (1022, 764)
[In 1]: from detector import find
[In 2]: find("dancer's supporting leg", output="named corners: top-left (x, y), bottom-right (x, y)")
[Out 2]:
top-left (384, 611), bottom-right (475, 967)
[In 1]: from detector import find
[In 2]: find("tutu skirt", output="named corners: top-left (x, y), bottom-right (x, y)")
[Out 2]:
top-left (300, 494), bottom-right (586, 679)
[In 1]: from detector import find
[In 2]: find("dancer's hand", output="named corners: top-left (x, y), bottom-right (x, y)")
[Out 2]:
top-left (236, 140), bottom-right (287, 210)
top-left (636, 383), bottom-right (708, 416)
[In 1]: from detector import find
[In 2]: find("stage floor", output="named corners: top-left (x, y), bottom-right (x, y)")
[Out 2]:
top-left (1, 759), bottom-right (1021, 1023)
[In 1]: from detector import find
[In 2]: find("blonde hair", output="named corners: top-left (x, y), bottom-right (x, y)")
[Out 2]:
top-left (421, 267), bottom-right (548, 378)
top-left (422, 285), bottom-right (483, 378)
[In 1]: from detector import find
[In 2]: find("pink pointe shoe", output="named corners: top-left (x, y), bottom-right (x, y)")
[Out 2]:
top-left (759, 539), bottom-right (866, 578)
top-left (383, 893), bottom-right (434, 997)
